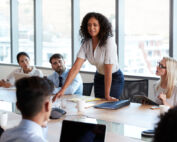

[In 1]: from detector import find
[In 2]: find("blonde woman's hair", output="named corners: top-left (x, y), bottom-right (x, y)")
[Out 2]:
top-left (159, 57), bottom-right (177, 98)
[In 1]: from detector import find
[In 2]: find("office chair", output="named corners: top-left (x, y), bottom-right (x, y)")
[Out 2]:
top-left (0, 126), bottom-right (4, 137)
top-left (83, 83), bottom-right (93, 96)
top-left (119, 79), bottom-right (148, 103)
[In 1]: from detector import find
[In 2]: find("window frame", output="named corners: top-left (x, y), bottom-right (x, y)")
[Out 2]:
top-left (0, 0), bottom-right (176, 79)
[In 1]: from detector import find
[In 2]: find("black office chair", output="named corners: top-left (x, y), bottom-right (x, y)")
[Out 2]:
top-left (0, 126), bottom-right (4, 137)
top-left (83, 83), bottom-right (94, 96)
top-left (119, 79), bottom-right (148, 103)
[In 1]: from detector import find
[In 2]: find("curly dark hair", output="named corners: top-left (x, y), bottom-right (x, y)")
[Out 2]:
top-left (153, 106), bottom-right (177, 142)
top-left (79, 12), bottom-right (113, 47)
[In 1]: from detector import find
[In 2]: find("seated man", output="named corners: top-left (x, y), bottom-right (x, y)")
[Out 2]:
top-left (48, 53), bottom-right (83, 95)
top-left (0, 52), bottom-right (43, 88)
top-left (0, 76), bottom-right (54, 142)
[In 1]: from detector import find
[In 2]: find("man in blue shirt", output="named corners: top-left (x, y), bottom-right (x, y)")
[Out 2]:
top-left (48, 53), bottom-right (83, 95)
top-left (0, 77), bottom-right (54, 142)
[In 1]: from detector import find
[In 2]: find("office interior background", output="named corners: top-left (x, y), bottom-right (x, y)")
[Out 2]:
top-left (0, 0), bottom-right (177, 98)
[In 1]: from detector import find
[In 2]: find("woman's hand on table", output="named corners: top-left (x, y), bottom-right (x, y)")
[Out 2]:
top-left (52, 89), bottom-right (65, 102)
top-left (105, 96), bottom-right (118, 101)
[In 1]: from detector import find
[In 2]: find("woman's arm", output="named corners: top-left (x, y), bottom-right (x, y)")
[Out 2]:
top-left (0, 80), bottom-right (12, 88)
top-left (158, 93), bottom-right (172, 108)
top-left (104, 64), bottom-right (118, 101)
top-left (53, 58), bottom-right (85, 101)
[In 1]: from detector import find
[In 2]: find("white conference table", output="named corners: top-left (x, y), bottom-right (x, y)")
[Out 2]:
top-left (0, 88), bottom-right (160, 142)
top-left (0, 87), bottom-right (16, 103)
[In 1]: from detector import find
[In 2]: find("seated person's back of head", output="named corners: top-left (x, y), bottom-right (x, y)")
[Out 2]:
top-left (0, 76), bottom-right (54, 142)
top-left (153, 106), bottom-right (177, 142)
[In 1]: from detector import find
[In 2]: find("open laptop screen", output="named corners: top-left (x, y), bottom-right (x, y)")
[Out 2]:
top-left (60, 120), bottom-right (106, 142)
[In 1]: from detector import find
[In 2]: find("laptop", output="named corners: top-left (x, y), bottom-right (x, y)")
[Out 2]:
top-left (60, 120), bottom-right (106, 142)
top-left (94, 100), bottom-right (130, 110)
top-left (14, 72), bottom-right (31, 81)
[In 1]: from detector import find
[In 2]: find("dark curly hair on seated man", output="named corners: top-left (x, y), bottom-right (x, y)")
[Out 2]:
top-left (153, 106), bottom-right (177, 142)
top-left (79, 12), bottom-right (113, 47)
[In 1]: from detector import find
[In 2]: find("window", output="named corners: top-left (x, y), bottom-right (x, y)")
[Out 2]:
top-left (18, 0), bottom-right (34, 65)
top-left (0, 0), bottom-right (176, 78)
top-left (123, 0), bottom-right (169, 76)
top-left (0, 0), bottom-right (10, 63)
top-left (42, 0), bottom-right (71, 67)
top-left (79, 0), bottom-right (115, 72)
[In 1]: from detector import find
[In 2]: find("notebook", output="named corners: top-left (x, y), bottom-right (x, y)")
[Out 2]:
top-left (60, 120), bottom-right (106, 142)
top-left (14, 72), bottom-right (31, 81)
top-left (94, 100), bottom-right (130, 110)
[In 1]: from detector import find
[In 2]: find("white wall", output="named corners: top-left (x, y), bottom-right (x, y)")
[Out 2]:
top-left (0, 64), bottom-right (157, 98)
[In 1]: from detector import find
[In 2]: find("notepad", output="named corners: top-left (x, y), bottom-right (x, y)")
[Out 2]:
top-left (68, 97), bottom-right (102, 103)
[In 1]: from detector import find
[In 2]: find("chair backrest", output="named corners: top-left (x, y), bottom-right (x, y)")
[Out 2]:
top-left (0, 126), bottom-right (4, 137)
top-left (119, 79), bottom-right (148, 103)
top-left (83, 83), bottom-right (94, 96)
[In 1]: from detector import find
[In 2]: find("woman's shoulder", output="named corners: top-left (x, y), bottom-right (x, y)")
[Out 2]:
top-left (11, 68), bottom-right (23, 73)
top-left (104, 36), bottom-right (116, 47)
top-left (106, 36), bottom-right (115, 42)
top-left (153, 80), bottom-right (160, 88)
top-left (31, 67), bottom-right (43, 75)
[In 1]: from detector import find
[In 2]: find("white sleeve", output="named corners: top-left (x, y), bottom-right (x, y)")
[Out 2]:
top-left (36, 70), bottom-right (43, 77)
top-left (172, 86), bottom-right (177, 106)
top-left (77, 43), bottom-right (87, 60)
top-left (6, 69), bottom-right (17, 85)
top-left (33, 69), bottom-right (43, 77)
top-left (104, 37), bottom-right (118, 64)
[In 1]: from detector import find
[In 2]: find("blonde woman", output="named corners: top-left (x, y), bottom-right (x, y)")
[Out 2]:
top-left (153, 57), bottom-right (177, 107)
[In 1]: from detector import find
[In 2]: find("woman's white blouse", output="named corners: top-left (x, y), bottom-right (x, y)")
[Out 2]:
top-left (153, 81), bottom-right (177, 106)
top-left (6, 67), bottom-right (43, 85)
top-left (77, 37), bottom-right (119, 75)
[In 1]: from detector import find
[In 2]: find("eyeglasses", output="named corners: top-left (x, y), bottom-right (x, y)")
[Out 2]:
top-left (157, 62), bottom-right (166, 69)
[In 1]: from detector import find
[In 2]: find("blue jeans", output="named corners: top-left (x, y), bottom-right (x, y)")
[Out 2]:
top-left (94, 69), bottom-right (124, 99)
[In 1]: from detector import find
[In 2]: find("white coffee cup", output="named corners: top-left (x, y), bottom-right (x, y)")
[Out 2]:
top-left (60, 98), bottom-right (67, 109)
top-left (159, 105), bottom-right (170, 114)
top-left (0, 112), bottom-right (8, 128)
top-left (76, 100), bottom-right (85, 112)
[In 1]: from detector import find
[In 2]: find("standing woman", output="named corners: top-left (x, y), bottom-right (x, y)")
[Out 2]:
top-left (153, 57), bottom-right (177, 107)
top-left (53, 12), bottom-right (124, 101)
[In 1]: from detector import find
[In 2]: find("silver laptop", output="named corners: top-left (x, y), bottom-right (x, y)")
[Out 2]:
top-left (60, 120), bottom-right (106, 142)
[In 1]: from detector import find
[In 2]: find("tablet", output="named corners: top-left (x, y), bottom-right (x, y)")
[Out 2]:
top-left (133, 95), bottom-right (159, 106)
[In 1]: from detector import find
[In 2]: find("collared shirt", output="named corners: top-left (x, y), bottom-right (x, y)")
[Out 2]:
top-left (6, 67), bottom-right (43, 85)
top-left (0, 119), bottom-right (47, 142)
top-left (77, 37), bottom-right (119, 75)
top-left (47, 68), bottom-right (83, 95)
